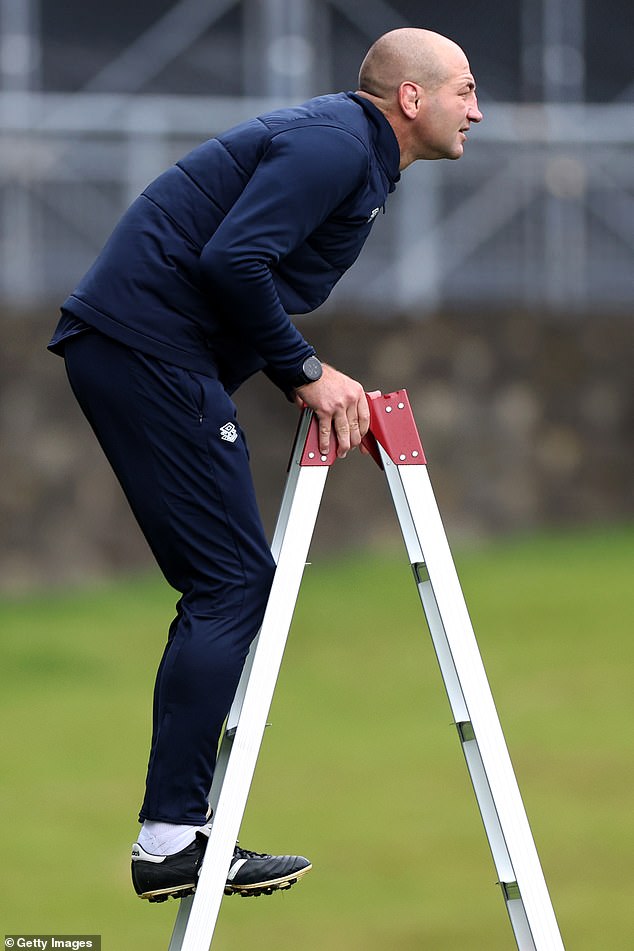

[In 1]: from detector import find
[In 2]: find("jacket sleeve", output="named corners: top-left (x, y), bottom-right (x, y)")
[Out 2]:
top-left (198, 124), bottom-right (369, 387)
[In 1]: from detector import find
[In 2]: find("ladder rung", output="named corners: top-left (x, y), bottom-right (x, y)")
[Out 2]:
top-left (456, 720), bottom-right (475, 742)
top-left (223, 721), bottom-right (271, 741)
top-left (412, 561), bottom-right (429, 583)
top-left (501, 881), bottom-right (522, 901)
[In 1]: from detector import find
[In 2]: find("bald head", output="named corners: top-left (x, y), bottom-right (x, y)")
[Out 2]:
top-left (356, 28), bottom-right (481, 169)
top-left (358, 28), bottom-right (465, 99)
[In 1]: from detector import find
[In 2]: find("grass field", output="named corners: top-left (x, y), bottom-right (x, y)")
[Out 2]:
top-left (1, 523), bottom-right (632, 949)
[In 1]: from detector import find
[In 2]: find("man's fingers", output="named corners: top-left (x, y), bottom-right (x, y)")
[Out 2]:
top-left (303, 368), bottom-right (370, 457)
top-left (318, 420), bottom-right (332, 456)
top-left (334, 413), bottom-right (351, 457)
top-left (319, 403), bottom-right (369, 458)
top-left (357, 394), bottom-right (371, 438)
top-left (346, 395), bottom-right (370, 446)
top-left (317, 415), bottom-right (352, 457)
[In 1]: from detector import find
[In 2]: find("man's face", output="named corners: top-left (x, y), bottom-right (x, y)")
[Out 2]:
top-left (415, 51), bottom-right (482, 161)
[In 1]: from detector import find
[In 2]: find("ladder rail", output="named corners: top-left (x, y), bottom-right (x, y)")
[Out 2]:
top-left (225, 408), bottom-right (314, 737)
top-left (378, 442), bottom-right (564, 950)
top-left (169, 409), bottom-right (329, 951)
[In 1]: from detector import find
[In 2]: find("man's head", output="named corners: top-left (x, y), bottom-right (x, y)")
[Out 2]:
top-left (356, 28), bottom-right (482, 169)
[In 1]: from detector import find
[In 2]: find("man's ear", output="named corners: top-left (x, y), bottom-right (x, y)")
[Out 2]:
top-left (398, 81), bottom-right (421, 119)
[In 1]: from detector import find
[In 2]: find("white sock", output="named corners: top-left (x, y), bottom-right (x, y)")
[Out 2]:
top-left (137, 820), bottom-right (208, 856)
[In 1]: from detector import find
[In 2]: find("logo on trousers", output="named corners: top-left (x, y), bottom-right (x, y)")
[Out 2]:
top-left (219, 422), bottom-right (238, 443)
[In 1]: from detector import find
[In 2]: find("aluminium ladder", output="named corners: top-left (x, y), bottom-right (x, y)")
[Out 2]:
top-left (169, 389), bottom-right (565, 951)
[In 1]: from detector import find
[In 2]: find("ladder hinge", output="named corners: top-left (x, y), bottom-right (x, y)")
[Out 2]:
top-left (367, 390), bottom-right (426, 465)
top-left (413, 562), bottom-right (429, 583)
top-left (500, 881), bottom-right (521, 901)
top-left (457, 721), bottom-right (475, 742)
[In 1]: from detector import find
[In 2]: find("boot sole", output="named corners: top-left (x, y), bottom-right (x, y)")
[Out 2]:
top-left (138, 882), bottom-right (197, 903)
top-left (137, 863), bottom-right (312, 902)
top-left (225, 863), bottom-right (312, 897)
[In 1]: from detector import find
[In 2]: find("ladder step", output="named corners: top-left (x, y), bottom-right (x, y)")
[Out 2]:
top-left (502, 881), bottom-right (522, 901)
top-left (412, 561), bottom-right (429, 583)
top-left (456, 720), bottom-right (476, 742)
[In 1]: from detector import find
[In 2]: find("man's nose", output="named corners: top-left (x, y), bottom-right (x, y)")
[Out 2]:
top-left (469, 97), bottom-right (483, 123)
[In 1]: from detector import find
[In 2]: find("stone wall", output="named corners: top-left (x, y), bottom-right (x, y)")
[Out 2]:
top-left (1, 307), bottom-right (631, 592)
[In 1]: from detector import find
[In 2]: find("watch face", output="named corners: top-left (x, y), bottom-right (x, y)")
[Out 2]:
top-left (303, 356), bottom-right (322, 382)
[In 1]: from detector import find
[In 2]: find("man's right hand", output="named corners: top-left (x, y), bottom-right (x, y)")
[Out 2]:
top-left (294, 363), bottom-right (370, 458)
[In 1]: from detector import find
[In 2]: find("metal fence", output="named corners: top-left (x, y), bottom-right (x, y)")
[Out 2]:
top-left (1, 90), bottom-right (632, 314)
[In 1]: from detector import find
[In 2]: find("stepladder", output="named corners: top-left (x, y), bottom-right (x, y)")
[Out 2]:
top-left (169, 388), bottom-right (565, 951)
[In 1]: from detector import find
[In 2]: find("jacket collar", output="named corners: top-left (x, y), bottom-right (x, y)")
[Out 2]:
top-left (347, 92), bottom-right (401, 190)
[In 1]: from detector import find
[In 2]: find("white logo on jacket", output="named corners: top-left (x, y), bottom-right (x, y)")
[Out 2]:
top-left (219, 422), bottom-right (238, 443)
top-left (367, 207), bottom-right (380, 223)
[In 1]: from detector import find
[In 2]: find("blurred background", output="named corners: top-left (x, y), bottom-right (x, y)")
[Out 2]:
top-left (1, 2), bottom-right (633, 949)
top-left (0, 0), bottom-right (632, 588)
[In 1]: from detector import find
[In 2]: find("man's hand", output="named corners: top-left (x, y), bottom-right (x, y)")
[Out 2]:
top-left (294, 363), bottom-right (370, 458)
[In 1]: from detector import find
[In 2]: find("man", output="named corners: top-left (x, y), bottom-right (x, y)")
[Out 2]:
top-left (49, 27), bottom-right (481, 903)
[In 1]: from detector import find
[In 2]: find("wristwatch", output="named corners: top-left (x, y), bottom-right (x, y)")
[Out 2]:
top-left (291, 355), bottom-right (323, 388)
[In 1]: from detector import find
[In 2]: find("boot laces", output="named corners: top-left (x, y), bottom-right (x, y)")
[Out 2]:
top-left (234, 843), bottom-right (271, 861)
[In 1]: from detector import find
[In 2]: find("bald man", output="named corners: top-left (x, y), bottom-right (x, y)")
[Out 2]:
top-left (48, 28), bottom-right (481, 903)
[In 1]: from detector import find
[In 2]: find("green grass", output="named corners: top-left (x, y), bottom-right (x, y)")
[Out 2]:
top-left (1, 524), bottom-right (632, 949)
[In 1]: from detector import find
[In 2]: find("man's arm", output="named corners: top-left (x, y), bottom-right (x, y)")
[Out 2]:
top-left (198, 125), bottom-right (369, 390)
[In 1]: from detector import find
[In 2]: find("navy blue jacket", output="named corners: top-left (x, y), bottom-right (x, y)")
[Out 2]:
top-left (51, 92), bottom-right (400, 393)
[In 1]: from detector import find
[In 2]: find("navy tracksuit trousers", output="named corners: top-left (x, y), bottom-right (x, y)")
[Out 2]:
top-left (64, 330), bottom-right (276, 826)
